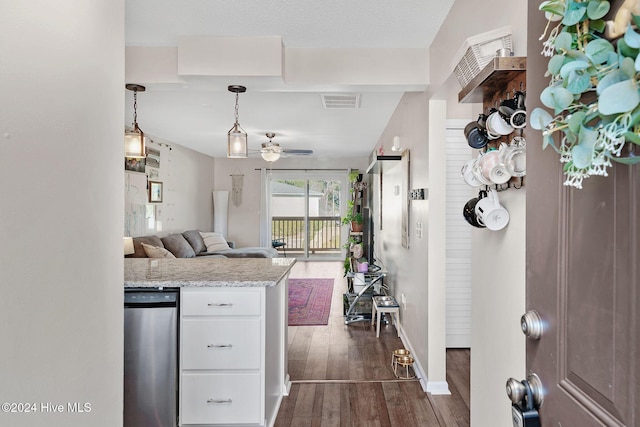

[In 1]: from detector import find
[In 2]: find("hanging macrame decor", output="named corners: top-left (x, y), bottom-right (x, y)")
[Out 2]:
top-left (231, 173), bottom-right (244, 206)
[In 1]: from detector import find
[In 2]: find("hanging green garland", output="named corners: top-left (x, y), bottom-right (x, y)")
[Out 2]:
top-left (531, 0), bottom-right (640, 189)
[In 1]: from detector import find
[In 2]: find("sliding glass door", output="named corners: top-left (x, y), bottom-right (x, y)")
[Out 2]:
top-left (264, 171), bottom-right (347, 260)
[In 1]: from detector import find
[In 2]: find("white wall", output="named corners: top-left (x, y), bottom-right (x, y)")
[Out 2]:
top-left (125, 138), bottom-right (215, 237)
top-left (0, 2), bottom-right (123, 426)
top-left (428, 1), bottom-right (528, 425)
top-left (212, 157), bottom-right (367, 248)
top-left (371, 91), bottom-right (449, 391)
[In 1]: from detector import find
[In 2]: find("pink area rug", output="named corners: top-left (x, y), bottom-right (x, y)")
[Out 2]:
top-left (288, 278), bottom-right (334, 326)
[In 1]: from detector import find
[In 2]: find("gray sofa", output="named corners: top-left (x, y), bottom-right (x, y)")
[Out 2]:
top-left (127, 230), bottom-right (279, 259)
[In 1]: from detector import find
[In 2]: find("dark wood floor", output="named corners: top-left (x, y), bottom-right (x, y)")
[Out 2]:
top-left (275, 262), bottom-right (470, 427)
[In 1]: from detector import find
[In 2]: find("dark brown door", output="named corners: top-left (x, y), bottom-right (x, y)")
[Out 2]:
top-left (525, 2), bottom-right (640, 425)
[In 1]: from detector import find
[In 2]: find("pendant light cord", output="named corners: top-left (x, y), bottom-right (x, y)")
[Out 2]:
top-left (133, 89), bottom-right (138, 127)
top-left (234, 92), bottom-right (240, 125)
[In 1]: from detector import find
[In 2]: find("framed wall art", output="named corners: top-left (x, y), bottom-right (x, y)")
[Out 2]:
top-left (148, 181), bottom-right (163, 203)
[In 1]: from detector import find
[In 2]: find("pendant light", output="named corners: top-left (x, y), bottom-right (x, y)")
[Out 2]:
top-left (124, 84), bottom-right (147, 158)
top-left (227, 85), bottom-right (248, 158)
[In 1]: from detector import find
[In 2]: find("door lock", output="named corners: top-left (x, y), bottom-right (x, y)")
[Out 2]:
top-left (507, 374), bottom-right (544, 427)
top-left (521, 310), bottom-right (544, 340)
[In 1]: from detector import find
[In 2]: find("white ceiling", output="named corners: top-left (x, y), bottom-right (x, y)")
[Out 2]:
top-left (125, 0), bottom-right (455, 159)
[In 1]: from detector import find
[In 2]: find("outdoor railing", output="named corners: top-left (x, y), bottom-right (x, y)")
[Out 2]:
top-left (272, 216), bottom-right (342, 253)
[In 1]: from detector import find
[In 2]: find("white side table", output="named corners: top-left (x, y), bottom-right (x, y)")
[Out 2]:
top-left (371, 296), bottom-right (400, 338)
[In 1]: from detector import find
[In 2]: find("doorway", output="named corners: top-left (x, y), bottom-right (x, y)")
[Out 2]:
top-left (263, 170), bottom-right (348, 260)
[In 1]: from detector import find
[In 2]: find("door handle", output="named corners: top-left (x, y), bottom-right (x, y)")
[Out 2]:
top-left (506, 374), bottom-right (544, 427)
top-left (506, 373), bottom-right (544, 408)
top-left (520, 310), bottom-right (543, 340)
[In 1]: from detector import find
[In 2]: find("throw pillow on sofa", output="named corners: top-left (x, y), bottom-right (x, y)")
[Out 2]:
top-left (182, 230), bottom-right (206, 255)
top-left (130, 235), bottom-right (164, 258)
top-left (200, 231), bottom-right (230, 252)
top-left (161, 234), bottom-right (196, 258)
top-left (141, 242), bottom-right (176, 258)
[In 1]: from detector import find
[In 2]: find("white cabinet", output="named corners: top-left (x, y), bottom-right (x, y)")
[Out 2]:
top-left (181, 318), bottom-right (261, 370)
top-left (179, 283), bottom-right (288, 427)
top-left (181, 373), bottom-right (262, 425)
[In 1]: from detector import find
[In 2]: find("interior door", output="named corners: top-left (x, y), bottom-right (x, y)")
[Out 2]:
top-left (525, 2), bottom-right (639, 425)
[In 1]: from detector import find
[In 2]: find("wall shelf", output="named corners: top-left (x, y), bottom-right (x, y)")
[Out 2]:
top-left (458, 57), bottom-right (526, 104)
top-left (366, 155), bottom-right (401, 174)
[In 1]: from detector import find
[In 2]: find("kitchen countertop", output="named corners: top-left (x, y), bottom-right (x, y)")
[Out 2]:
top-left (124, 257), bottom-right (296, 288)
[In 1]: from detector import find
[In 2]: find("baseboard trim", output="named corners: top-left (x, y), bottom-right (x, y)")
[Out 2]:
top-left (398, 325), bottom-right (451, 395)
top-left (283, 373), bottom-right (291, 396)
top-left (426, 380), bottom-right (451, 395)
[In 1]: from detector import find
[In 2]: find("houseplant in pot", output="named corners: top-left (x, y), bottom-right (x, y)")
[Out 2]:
top-left (341, 200), bottom-right (364, 232)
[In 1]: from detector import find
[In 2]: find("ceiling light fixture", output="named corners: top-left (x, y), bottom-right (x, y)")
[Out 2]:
top-left (227, 85), bottom-right (248, 158)
top-left (261, 132), bottom-right (281, 162)
top-left (124, 84), bottom-right (147, 158)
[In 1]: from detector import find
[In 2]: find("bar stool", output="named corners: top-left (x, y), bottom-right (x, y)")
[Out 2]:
top-left (371, 296), bottom-right (400, 338)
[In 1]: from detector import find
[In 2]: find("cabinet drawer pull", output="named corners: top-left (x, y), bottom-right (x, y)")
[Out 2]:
top-left (207, 344), bottom-right (233, 348)
top-left (207, 303), bottom-right (233, 307)
top-left (207, 398), bottom-right (232, 404)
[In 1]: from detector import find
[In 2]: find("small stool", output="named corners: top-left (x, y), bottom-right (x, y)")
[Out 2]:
top-left (371, 296), bottom-right (400, 338)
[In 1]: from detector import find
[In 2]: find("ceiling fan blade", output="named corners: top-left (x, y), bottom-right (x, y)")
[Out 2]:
top-left (282, 149), bottom-right (313, 155)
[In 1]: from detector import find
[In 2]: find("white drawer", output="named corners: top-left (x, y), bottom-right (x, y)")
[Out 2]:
top-left (181, 318), bottom-right (261, 370)
top-left (181, 288), bottom-right (262, 317)
top-left (181, 372), bottom-right (262, 425)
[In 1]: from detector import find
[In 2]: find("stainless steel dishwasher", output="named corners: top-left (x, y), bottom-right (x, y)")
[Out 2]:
top-left (124, 288), bottom-right (179, 427)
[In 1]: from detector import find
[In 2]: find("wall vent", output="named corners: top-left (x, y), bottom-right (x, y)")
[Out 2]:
top-left (321, 93), bottom-right (361, 109)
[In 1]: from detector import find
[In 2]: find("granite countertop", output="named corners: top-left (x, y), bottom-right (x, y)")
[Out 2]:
top-left (124, 257), bottom-right (296, 288)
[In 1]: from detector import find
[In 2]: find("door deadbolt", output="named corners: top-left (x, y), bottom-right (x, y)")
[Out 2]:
top-left (521, 310), bottom-right (543, 340)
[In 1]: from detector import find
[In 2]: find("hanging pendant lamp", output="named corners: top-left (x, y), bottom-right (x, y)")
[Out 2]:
top-left (124, 84), bottom-right (147, 158)
top-left (227, 85), bottom-right (248, 158)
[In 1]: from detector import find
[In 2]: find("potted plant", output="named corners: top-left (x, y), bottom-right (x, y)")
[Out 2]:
top-left (341, 200), bottom-right (364, 232)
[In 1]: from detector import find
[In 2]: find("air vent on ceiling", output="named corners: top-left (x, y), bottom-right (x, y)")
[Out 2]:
top-left (321, 93), bottom-right (361, 109)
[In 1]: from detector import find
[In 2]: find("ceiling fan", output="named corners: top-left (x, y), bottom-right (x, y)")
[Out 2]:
top-left (253, 132), bottom-right (313, 162)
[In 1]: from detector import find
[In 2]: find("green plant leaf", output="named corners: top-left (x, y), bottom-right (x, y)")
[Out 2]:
top-left (611, 155), bottom-right (640, 164)
top-left (571, 145), bottom-right (593, 168)
top-left (541, 85), bottom-right (574, 111)
top-left (559, 60), bottom-right (592, 94)
top-left (598, 79), bottom-right (640, 114)
top-left (548, 54), bottom-right (566, 76)
top-left (530, 108), bottom-right (554, 130)
top-left (540, 0), bottom-right (565, 16)
top-left (571, 126), bottom-right (598, 168)
top-left (623, 131), bottom-right (640, 145)
top-left (596, 69), bottom-right (627, 95)
top-left (633, 13), bottom-right (640, 28)
top-left (567, 111), bottom-right (586, 133)
top-left (543, 133), bottom-right (558, 151)
top-left (621, 56), bottom-right (637, 78)
top-left (565, 49), bottom-right (589, 62)
top-left (589, 18), bottom-right (606, 33)
top-left (566, 69), bottom-right (593, 94)
top-left (563, 1), bottom-right (587, 26)
top-left (587, 0), bottom-right (610, 20)
top-left (585, 39), bottom-right (614, 64)
top-left (555, 32), bottom-right (573, 52)
top-left (560, 60), bottom-right (589, 79)
top-left (625, 24), bottom-right (640, 49)
top-left (617, 38), bottom-right (640, 59)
